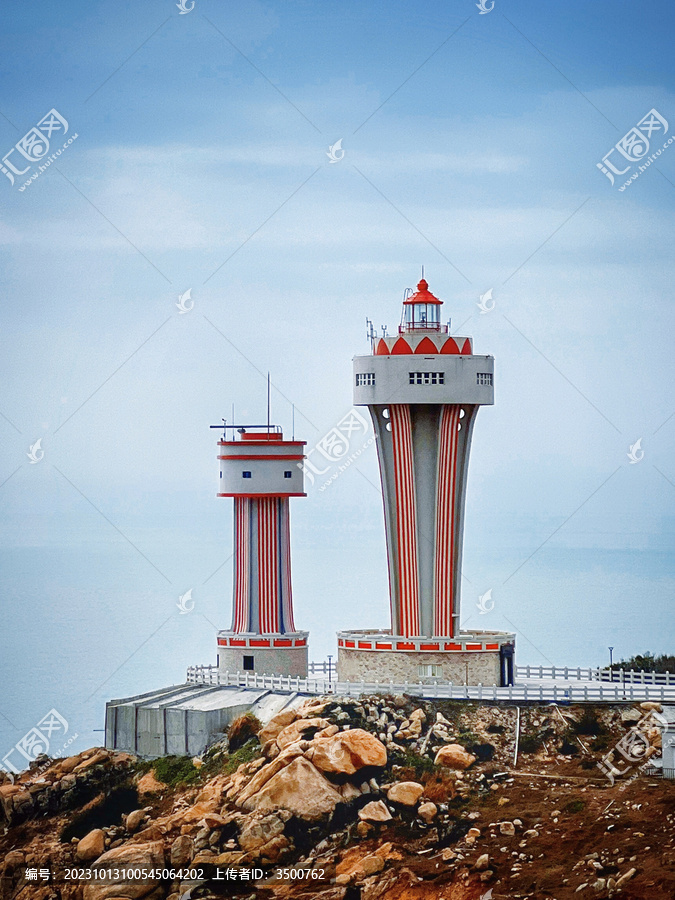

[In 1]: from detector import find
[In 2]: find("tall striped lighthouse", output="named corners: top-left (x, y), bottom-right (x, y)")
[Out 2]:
top-left (338, 278), bottom-right (515, 685)
top-left (213, 423), bottom-right (309, 677)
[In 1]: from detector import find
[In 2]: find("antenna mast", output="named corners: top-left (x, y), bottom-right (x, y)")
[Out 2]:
top-left (267, 372), bottom-right (271, 436)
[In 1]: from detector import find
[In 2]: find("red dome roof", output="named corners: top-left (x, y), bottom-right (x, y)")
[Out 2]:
top-left (403, 278), bottom-right (443, 305)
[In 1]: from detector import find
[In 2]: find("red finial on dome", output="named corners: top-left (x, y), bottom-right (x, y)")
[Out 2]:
top-left (403, 279), bottom-right (443, 305)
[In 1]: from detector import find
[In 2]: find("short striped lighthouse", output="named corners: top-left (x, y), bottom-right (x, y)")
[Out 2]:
top-left (213, 423), bottom-right (308, 677)
top-left (338, 278), bottom-right (515, 685)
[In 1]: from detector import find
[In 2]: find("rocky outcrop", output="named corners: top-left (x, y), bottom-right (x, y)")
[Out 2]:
top-left (0, 748), bottom-right (135, 827)
top-left (0, 697), bottom-right (667, 900)
top-left (249, 757), bottom-right (343, 820)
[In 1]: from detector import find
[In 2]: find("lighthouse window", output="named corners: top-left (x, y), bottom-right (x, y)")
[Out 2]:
top-left (409, 371), bottom-right (444, 385)
top-left (242, 471), bottom-right (252, 478)
top-left (284, 471), bottom-right (292, 478)
top-left (356, 373), bottom-right (375, 386)
top-left (243, 655), bottom-right (254, 671)
top-left (476, 373), bottom-right (493, 386)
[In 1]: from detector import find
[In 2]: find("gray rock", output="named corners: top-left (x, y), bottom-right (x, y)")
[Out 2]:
top-left (125, 808), bottom-right (146, 833)
top-left (170, 835), bottom-right (195, 868)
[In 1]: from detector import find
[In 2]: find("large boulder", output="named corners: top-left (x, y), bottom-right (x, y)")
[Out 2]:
top-left (434, 743), bottom-right (476, 770)
top-left (358, 800), bottom-right (392, 822)
top-left (76, 829), bottom-right (105, 862)
top-left (249, 757), bottom-right (342, 820)
top-left (386, 782), bottom-right (424, 806)
top-left (83, 841), bottom-right (164, 900)
top-left (236, 745), bottom-right (305, 807)
top-left (257, 709), bottom-right (299, 746)
top-left (307, 729), bottom-right (387, 774)
top-left (275, 717), bottom-right (331, 750)
top-left (125, 809), bottom-right (146, 833)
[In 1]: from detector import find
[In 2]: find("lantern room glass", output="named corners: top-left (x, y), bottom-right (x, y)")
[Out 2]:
top-left (405, 303), bottom-right (440, 330)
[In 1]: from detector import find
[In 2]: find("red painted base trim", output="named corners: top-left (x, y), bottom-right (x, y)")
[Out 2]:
top-left (217, 454), bottom-right (304, 460)
top-left (249, 639), bottom-right (271, 647)
top-left (216, 492), bottom-right (307, 498)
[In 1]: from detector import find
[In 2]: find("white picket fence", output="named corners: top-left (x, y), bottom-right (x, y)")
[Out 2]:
top-left (187, 665), bottom-right (675, 703)
top-left (516, 665), bottom-right (675, 685)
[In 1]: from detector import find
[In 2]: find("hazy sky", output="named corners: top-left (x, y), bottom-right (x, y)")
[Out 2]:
top-left (0, 0), bottom-right (673, 749)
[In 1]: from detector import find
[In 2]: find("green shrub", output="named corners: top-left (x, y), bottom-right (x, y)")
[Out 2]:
top-left (392, 748), bottom-right (435, 779)
top-left (223, 739), bottom-right (262, 774)
top-left (565, 798), bottom-right (585, 814)
top-left (152, 756), bottom-right (200, 787)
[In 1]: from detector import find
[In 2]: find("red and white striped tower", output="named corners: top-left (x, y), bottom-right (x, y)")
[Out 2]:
top-left (338, 278), bottom-right (515, 686)
top-left (213, 423), bottom-right (308, 677)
